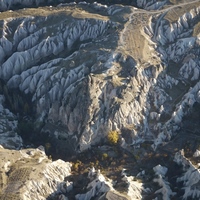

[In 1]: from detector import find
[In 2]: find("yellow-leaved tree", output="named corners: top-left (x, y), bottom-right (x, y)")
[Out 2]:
top-left (107, 130), bottom-right (119, 145)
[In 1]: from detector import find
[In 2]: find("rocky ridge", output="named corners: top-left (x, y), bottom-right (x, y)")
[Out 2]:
top-left (174, 150), bottom-right (200, 200)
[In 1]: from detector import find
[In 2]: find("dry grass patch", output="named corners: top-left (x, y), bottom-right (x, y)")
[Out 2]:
top-left (193, 21), bottom-right (200, 37)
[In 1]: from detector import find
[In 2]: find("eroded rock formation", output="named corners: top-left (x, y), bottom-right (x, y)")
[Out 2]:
top-left (0, 146), bottom-right (71, 200)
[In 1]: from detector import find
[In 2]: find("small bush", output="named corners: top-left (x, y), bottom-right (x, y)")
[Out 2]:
top-left (102, 153), bottom-right (108, 160)
top-left (89, 162), bottom-right (95, 168)
top-left (72, 160), bottom-right (82, 172)
top-left (107, 130), bottom-right (119, 145)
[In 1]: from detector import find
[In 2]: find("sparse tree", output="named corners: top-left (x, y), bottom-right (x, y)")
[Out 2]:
top-left (107, 130), bottom-right (119, 145)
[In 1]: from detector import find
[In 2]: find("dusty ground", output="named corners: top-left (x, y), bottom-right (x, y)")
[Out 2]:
top-left (165, 1), bottom-right (200, 22)
top-left (0, 147), bottom-right (50, 200)
top-left (119, 10), bottom-right (160, 66)
top-left (0, 5), bottom-right (110, 21)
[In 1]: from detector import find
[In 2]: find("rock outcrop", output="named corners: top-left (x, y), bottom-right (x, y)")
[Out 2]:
top-left (153, 165), bottom-right (176, 200)
top-left (174, 150), bottom-right (200, 200)
top-left (0, 146), bottom-right (71, 200)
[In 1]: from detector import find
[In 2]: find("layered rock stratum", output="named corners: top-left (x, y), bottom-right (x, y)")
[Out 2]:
top-left (0, 0), bottom-right (200, 199)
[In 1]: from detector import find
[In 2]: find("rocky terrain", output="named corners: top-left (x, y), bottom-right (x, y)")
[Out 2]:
top-left (0, 145), bottom-right (72, 200)
top-left (0, 0), bottom-right (200, 199)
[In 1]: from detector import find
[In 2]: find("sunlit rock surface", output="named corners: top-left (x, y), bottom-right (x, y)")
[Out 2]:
top-left (174, 150), bottom-right (200, 200)
top-left (0, 146), bottom-right (71, 200)
top-left (75, 167), bottom-right (145, 200)
top-left (153, 165), bottom-right (176, 200)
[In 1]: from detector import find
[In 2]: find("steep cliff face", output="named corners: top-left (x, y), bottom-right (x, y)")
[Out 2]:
top-left (0, 95), bottom-right (22, 149)
top-left (0, 1), bottom-right (200, 154)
